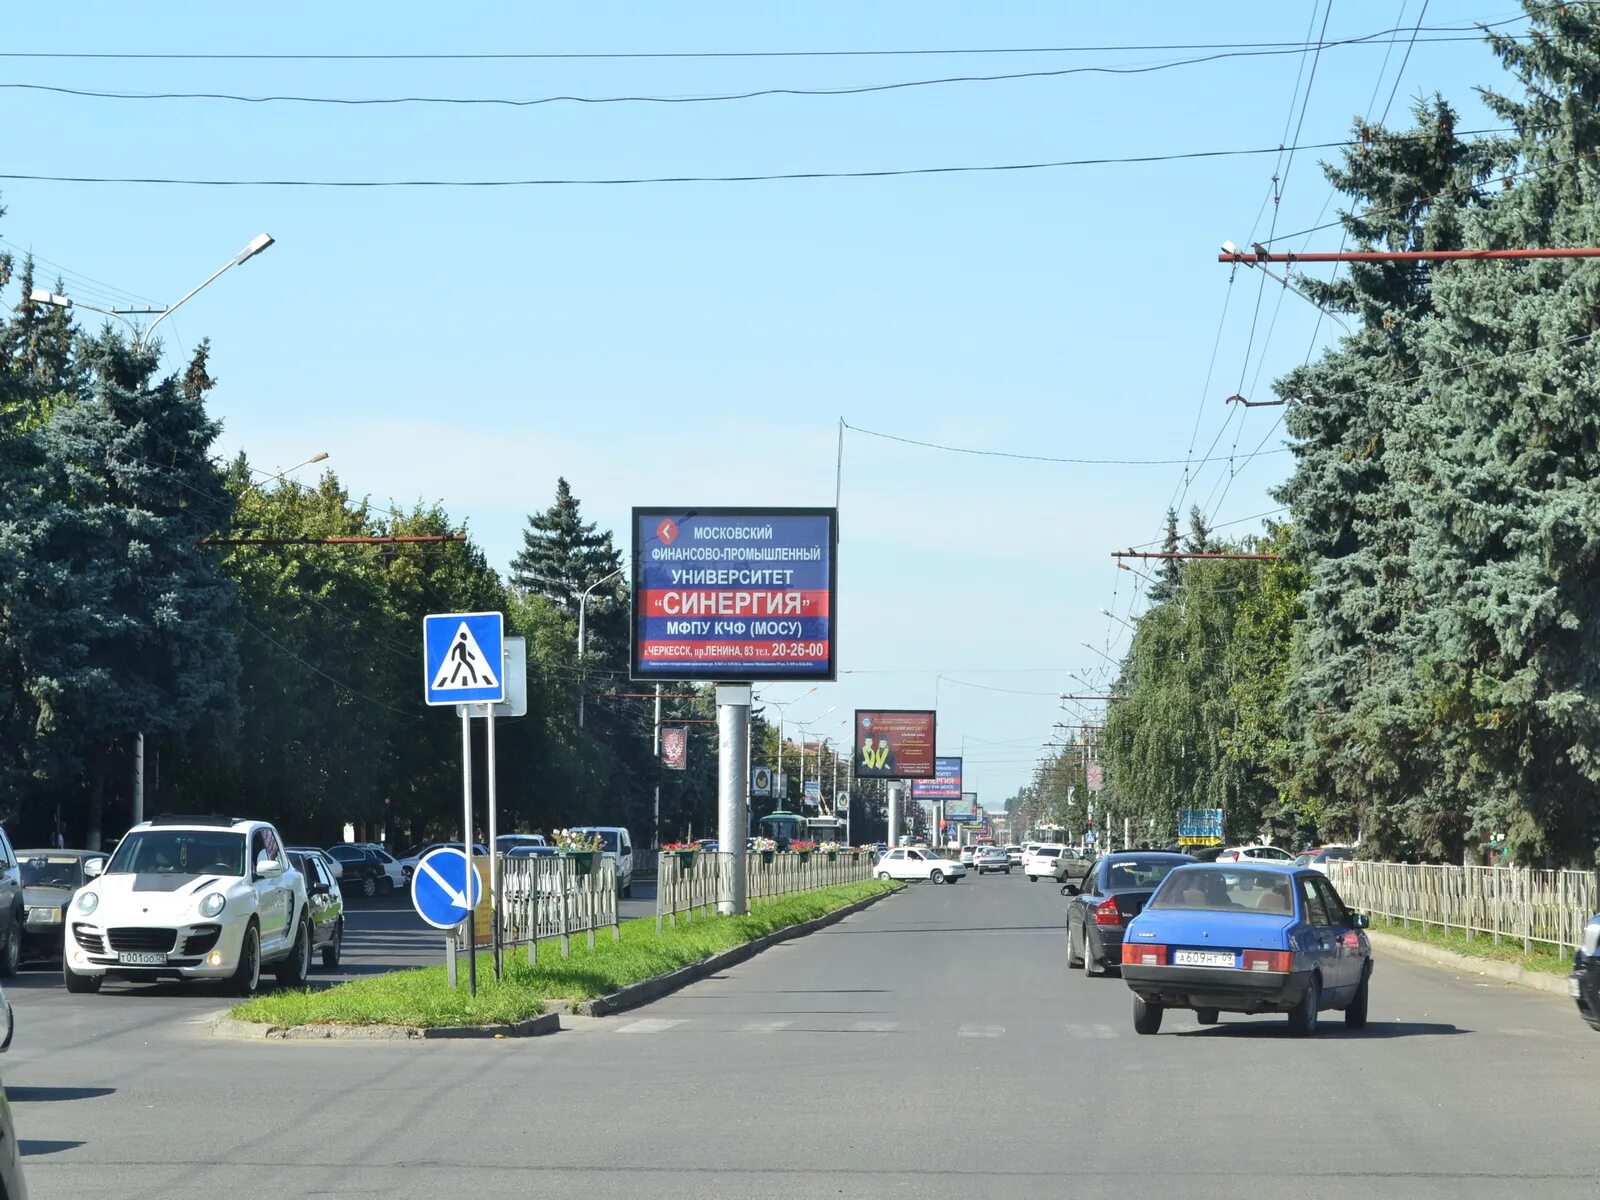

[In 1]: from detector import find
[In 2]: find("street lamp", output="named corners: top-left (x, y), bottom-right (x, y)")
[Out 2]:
top-left (251, 452), bottom-right (329, 490)
top-left (1081, 641), bottom-right (1122, 669)
top-left (795, 705), bottom-right (837, 804)
top-left (30, 232), bottom-right (275, 354)
top-left (758, 686), bottom-right (818, 799)
top-left (1099, 606), bottom-right (1137, 633)
top-left (577, 566), bottom-right (625, 728)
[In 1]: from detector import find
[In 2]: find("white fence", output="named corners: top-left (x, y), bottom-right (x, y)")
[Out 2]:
top-left (498, 854), bottom-right (620, 959)
top-left (656, 849), bottom-right (875, 931)
top-left (1329, 860), bottom-right (1600, 954)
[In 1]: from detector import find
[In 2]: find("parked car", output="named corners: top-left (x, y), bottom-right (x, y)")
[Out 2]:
top-left (874, 847), bottom-right (967, 884)
top-left (287, 851), bottom-right (344, 968)
top-left (398, 842), bottom-right (490, 881)
top-left (1293, 846), bottom-right (1355, 874)
top-left (1187, 845), bottom-right (1227, 863)
top-left (570, 827), bottom-right (635, 898)
top-left (958, 846), bottom-right (978, 867)
top-left (17, 849), bottom-right (106, 961)
top-left (288, 846), bottom-right (344, 881)
top-left (495, 834), bottom-right (548, 855)
top-left (1024, 844), bottom-right (1067, 882)
top-left (348, 843), bottom-right (407, 893)
top-left (326, 844), bottom-right (390, 898)
top-left (65, 815), bottom-right (312, 995)
top-left (1063, 851), bottom-right (1195, 977)
top-left (0, 830), bottom-right (27, 978)
top-left (1119, 862), bottom-right (1373, 1036)
top-left (1215, 844), bottom-right (1296, 865)
top-left (1052, 847), bottom-right (1093, 885)
top-left (1570, 911), bottom-right (1600, 1031)
top-left (505, 844), bottom-right (557, 860)
top-left (974, 848), bottom-right (1011, 875)
top-left (0, 983), bottom-right (23, 1200)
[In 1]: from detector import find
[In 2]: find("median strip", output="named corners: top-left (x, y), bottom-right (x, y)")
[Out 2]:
top-left (222, 879), bottom-right (899, 1038)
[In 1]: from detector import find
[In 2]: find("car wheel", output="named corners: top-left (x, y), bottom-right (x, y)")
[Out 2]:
top-left (64, 959), bottom-right (101, 994)
top-left (1004, 868), bottom-right (1011, 874)
top-left (1288, 975), bottom-right (1320, 1037)
top-left (877, 871), bottom-right (891, 881)
top-left (1133, 995), bottom-right (1163, 1035)
top-left (321, 919), bottom-right (343, 969)
top-left (362, 875), bottom-right (377, 899)
top-left (1344, 966), bottom-right (1370, 1030)
top-left (276, 918), bottom-right (312, 987)
top-left (0, 920), bottom-right (19, 978)
top-left (1027, 875), bottom-right (1037, 882)
top-left (930, 869), bottom-right (945, 885)
top-left (1067, 924), bottom-right (1084, 970)
top-left (1083, 931), bottom-right (1103, 977)
top-left (230, 923), bottom-right (262, 997)
top-left (1195, 1008), bottom-right (1219, 1025)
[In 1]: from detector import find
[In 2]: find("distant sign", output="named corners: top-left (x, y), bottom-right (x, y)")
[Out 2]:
top-left (422, 612), bottom-right (505, 707)
top-left (1086, 760), bottom-right (1104, 793)
top-left (803, 779), bottom-right (821, 803)
top-left (631, 508), bottom-right (838, 682)
top-left (751, 766), bottom-right (773, 797)
top-left (1178, 808), bottom-right (1224, 846)
top-left (853, 710), bottom-right (937, 779)
top-left (911, 756), bottom-right (963, 800)
top-left (661, 726), bottom-right (688, 771)
top-left (836, 790), bottom-right (850, 812)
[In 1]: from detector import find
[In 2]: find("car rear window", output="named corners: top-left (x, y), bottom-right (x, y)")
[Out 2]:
top-left (1150, 868), bottom-right (1296, 915)
top-left (1100, 857), bottom-right (1188, 890)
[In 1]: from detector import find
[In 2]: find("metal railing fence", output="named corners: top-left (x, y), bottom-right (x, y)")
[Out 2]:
top-left (498, 853), bottom-right (620, 960)
top-left (655, 849), bottom-right (875, 931)
top-left (1328, 860), bottom-right (1599, 954)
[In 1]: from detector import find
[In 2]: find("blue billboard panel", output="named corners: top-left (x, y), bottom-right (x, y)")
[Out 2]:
top-left (910, 756), bottom-right (963, 800)
top-left (1178, 808), bottom-right (1224, 844)
top-left (632, 508), bottom-right (838, 681)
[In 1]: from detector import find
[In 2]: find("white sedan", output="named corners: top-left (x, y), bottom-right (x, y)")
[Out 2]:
top-left (1216, 845), bottom-right (1296, 865)
top-left (874, 847), bottom-right (967, 884)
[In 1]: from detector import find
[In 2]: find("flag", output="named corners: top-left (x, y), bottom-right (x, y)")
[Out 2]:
top-left (661, 726), bottom-right (688, 770)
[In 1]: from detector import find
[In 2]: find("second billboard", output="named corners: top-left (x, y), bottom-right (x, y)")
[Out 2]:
top-left (853, 710), bottom-right (936, 779)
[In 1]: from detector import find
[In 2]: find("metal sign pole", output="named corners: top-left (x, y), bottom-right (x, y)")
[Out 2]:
top-left (716, 684), bottom-right (751, 915)
top-left (887, 782), bottom-right (903, 849)
top-left (485, 701), bottom-right (502, 981)
top-left (460, 704), bottom-right (476, 997)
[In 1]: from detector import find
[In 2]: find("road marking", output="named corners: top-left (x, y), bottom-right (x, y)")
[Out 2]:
top-left (739, 1020), bottom-right (794, 1033)
top-left (614, 1018), bottom-right (686, 1034)
top-left (1066, 1023), bottom-right (1119, 1039)
top-left (957, 1023), bottom-right (1004, 1038)
top-left (849, 1020), bottom-right (898, 1033)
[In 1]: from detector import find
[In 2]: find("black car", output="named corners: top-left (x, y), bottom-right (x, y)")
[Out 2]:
top-left (1571, 912), bottom-right (1600, 1032)
top-left (289, 853), bottom-right (344, 968)
top-left (16, 850), bottom-right (106, 961)
top-left (325, 844), bottom-right (388, 898)
top-left (1063, 851), bottom-right (1195, 976)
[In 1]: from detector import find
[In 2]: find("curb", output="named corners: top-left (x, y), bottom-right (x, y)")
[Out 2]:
top-left (211, 1010), bottom-right (561, 1041)
top-left (576, 883), bottom-right (902, 1017)
top-left (1368, 929), bottom-right (1570, 997)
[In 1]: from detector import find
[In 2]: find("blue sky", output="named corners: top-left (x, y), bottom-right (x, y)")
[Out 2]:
top-left (5, 2), bottom-right (1517, 804)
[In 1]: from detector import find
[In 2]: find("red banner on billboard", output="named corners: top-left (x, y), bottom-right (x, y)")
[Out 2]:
top-left (661, 726), bottom-right (688, 771)
top-left (853, 710), bottom-right (937, 779)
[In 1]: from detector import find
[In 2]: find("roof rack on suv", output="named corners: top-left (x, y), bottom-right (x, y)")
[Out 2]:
top-left (148, 814), bottom-right (243, 827)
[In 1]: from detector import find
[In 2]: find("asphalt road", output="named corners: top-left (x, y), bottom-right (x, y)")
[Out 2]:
top-left (9, 872), bottom-right (1600, 1199)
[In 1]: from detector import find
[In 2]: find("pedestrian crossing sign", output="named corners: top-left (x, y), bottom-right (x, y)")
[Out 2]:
top-left (423, 611), bottom-right (505, 706)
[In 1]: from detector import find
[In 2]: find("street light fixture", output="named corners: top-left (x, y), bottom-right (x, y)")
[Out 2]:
top-left (251, 452), bottom-right (330, 490)
top-left (30, 232), bottom-right (275, 354)
top-left (757, 686), bottom-right (818, 794)
top-left (577, 566), bottom-right (625, 728)
top-left (1099, 606), bottom-right (1137, 632)
top-left (1081, 641), bottom-right (1121, 668)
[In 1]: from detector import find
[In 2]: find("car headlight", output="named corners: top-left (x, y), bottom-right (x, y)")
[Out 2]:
top-left (198, 893), bottom-right (226, 918)
top-left (75, 891), bottom-right (98, 915)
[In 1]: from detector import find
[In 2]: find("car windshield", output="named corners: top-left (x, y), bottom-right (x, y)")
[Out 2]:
top-left (1150, 868), bottom-right (1296, 914)
top-left (580, 830), bottom-right (621, 853)
top-left (21, 855), bottom-right (86, 888)
top-left (108, 830), bottom-right (247, 877)
top-left (1100, 857), bottom-right (1187, 891)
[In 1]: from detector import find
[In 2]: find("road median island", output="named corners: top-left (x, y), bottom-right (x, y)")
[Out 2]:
top-left (1368, 917), bottom-right (1572, 997)
top-left (223, 879), bottom-right (900, 1037)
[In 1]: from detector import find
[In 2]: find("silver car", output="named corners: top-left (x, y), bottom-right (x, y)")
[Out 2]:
top-left (974, 848), bottom-right (1012, 875)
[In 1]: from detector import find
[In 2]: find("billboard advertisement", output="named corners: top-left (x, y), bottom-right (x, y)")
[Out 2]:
top-left (1178, 808), bottom-right (1224, 845)
top-left (911, 756), bottom-right (963, 800)
top-left (631, 507), bottom-right (838, 681)
top-left (854, 710), bottom-right (936, 779)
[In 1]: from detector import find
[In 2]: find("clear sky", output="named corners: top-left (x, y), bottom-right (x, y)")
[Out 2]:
top-left (5, 2), bottom-right (1516, 805)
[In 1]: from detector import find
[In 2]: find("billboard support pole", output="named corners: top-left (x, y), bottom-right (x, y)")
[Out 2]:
top-left (716, 684), bottom-right (751, 915)
top-left (653, 683), bottom-right (662, 850)
top-left (887, 782), bottom-right (903, 849)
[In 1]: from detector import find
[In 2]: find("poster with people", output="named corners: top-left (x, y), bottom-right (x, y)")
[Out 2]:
top-left (852, 710), bottom-right (936, 779)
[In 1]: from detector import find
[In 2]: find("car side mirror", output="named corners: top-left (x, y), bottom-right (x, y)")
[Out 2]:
top-left (1060, 883), bottom-right (1079, 897)
top-left (83, 858), bottom-right (105, 879)
top-left (309, 881), bottom-right (329, 896)
top-left (1351, 912), bottom-right (1369, 929)
top-left (255, 854), bottom-right (285, 878)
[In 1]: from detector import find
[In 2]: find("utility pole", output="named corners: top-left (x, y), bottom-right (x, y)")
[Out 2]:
top-left (652, 683), bottom-right (662, 850)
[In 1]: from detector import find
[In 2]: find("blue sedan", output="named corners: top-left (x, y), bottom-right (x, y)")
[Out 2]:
top-left (1118, 862), bottom-right (1372, 1036)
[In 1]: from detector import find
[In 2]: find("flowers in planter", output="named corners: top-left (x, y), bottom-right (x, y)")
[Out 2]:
top-left (661, 841), bottom-right (699, 852)
top-left (817, 841), bottom-right (842, 853)
top-left (789, 840), bottom-right (817, 852)
top-left (750, 836), bottom-right (778, 852)
top-left (552, 828), bottom-right (602, 852)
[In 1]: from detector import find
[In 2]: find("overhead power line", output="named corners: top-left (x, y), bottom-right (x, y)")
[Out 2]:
top-left (0, 20), bottom-right (1536, 61)
top-left (0, 124), bottom-right (1534, 189)
top-left (842, 420), bottom-right (1290, 467)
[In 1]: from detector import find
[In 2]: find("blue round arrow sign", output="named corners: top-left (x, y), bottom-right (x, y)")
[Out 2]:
top-left (410, 847), bottom-right (484, 930)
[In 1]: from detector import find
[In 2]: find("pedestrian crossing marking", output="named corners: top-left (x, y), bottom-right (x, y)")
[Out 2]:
top-left (614, 1018), bottom-right (686, 1034)
top-left (429, 621), bottom-right (500, 692)
top-left (1066, 1023), bottom-right (1118, 1039)
top-left (849, 1020), bottom-right (899, 1033)
top-left (958, 1024), bottom-right (1005, 1038)
top-left (740, 1020), bottom-right (795, 1033)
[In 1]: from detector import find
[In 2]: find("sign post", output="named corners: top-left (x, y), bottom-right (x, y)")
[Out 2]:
top-left (424, 611), bottom-right (506, 996)
top-left (716, 684), bottom-right (751, 915)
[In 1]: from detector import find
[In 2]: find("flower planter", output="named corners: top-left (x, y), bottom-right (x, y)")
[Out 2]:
top-left (560, 849), bottom-right (600, 876)
top-left (826, 851), bottom-right (838, 862)
top-left (671, 850), bottom-right (697, 874)
top-left (796, 851), bottom-right (812, 863)
top-left (759, 850), bottom-right (776, 866)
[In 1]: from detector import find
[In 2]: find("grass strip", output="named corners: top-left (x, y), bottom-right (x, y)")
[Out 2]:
top-left (1372, 914), bottom-right (1574, 977)
top-left (232, 879), bottom-right (898, 1030)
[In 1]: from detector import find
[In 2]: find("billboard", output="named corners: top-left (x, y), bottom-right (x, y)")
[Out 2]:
top-left (1178, 808), bottom-right (1224, 846)
top-left (854, 710), bottom-right (937, 779)
top-left (911, 756), bottom-right (963, 800)
top-left (631, 507), bottom-right (838, 682)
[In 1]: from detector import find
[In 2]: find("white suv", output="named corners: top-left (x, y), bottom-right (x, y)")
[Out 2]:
top-left (65, 816), bottom-right (312, 995)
